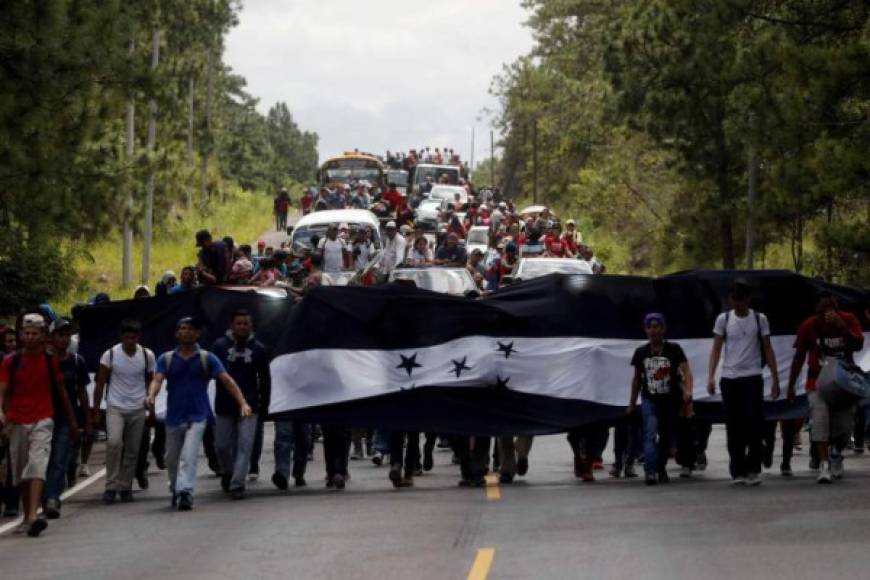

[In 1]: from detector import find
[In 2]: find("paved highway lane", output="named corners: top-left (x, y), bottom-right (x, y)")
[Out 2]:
top-left (4, 426), bottom-right (870, 580)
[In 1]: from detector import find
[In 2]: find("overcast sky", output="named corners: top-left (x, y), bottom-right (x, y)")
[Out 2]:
top-left (224, 0), bottom-right (534, 166)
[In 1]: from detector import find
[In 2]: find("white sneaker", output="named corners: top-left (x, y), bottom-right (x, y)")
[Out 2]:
top-left (78, 464), bottom-right (90, 477)
top-left (731, 477), bottom-right (746, 486)
top-left (248, 472), bottom-right (260, 482)
top-left (679, 466), bottom-right (692, 478)
top-left (746, 472), bottom-right (762, 486)
top-left (831, 455), bottom-right (844, 479)
top-left (817, 461), bottom-right (833, 484)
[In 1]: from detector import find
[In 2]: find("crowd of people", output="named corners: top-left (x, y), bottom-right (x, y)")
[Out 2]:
top-left (272, 181), bottom-right (605, 295)
top-left (0, 175), bottom-right (867, 539)
top-left (0, 273), bottom-right (867, 538)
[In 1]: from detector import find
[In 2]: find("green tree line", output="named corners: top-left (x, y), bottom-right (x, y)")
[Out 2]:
top-left (0, 1), bottom-right (318, 314)
top-left (492, 0), bottom-right (868, 283)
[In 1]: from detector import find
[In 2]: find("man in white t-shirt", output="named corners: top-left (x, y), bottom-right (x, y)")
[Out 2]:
top-left (351, 227), bottom-right (375, 271)
top-left (317, 224), bottom-right (349, 273)
top-left (380, 221), bottom-right (406, 275)
top-left (93, 320), bottom-right (155, 504)
top-left (707, 279), bottom-right (780, 486)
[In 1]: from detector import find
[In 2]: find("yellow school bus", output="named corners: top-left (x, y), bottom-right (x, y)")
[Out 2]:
top-left (317, 152), bottom-right (385, 189)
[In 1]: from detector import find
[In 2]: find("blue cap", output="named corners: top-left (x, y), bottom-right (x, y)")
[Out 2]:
top-left (643, 312), bottom-right (666, 327)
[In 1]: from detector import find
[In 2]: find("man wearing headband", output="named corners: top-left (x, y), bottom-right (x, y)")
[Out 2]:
top-left (628, 312), bottom-right (693, 485)
top-left (0, 313), bottom-right (79, 537)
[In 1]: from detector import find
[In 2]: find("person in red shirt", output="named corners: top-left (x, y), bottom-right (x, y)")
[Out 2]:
top-left (382, 183), bottom-right (404, 214)
top-left (787, 290), bottom-right (865, 483)
top-left (561, 219), bottom-right (579, 256)
top-left (300, 189), bottom-right (313, 215)
top-left (0, 313), bottom-right (78, 537)
top-left (544, 225), bottom-right (568, 257)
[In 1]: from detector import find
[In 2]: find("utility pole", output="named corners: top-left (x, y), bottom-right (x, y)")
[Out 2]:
top-left (141, 27), bottom-right (159, 285)
top-left (186, 76), bottom-right (195, 208)
top-left (200, 46), bottom-right (214, 212)
top-left (490, 130), bottom-right (495, 187)
top-left (121, 35), bottom-right (135, 288)
top-left (532, 118), bottom-right (539, 205)
top-left (469, 127), bottom-right (475, 174)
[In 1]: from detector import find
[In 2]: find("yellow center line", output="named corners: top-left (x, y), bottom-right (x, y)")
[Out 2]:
top-left (484, 473), bottom-right (501, 500)
top-left (468, 547), bottom-right (496, 580)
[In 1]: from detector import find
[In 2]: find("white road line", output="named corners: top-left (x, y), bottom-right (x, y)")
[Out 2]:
top-left (0, 467), bottom-right (106, 535)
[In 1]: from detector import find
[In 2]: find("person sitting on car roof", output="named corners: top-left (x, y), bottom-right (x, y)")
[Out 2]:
top-left (434, 233), bottom-right (467, 267)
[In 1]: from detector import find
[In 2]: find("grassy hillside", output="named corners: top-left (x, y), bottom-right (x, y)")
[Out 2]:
top-left (55, 187), bottom-right (273, 315)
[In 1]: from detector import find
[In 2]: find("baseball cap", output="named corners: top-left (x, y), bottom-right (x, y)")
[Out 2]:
top-left (566, 219), bottom-right (576, 226)
top-left (643, 312), bottom-right (666, 327)
top-left (50, 318), bottom-right (73, 334)
top-left (385, 221), bottom-right (397, 228)
top-left (21, 313), bottom-right (47, 329)
top-left (400, 225), bottom-right (411, 235)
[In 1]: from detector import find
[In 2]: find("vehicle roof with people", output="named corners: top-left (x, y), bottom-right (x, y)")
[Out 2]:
top-left (388, 267), bottom-right (478, 296)
top-left (511, 257), bottom-right (594, 282)
top-left (291, 209), bottom-right (382, 249)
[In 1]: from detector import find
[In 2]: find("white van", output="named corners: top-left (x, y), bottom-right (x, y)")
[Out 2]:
top-left (290, 209), bottom-right (383, 250)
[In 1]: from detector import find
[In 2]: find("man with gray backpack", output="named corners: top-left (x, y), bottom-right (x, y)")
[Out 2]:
top-left (787, 290), bottom-right (865, 483)
top-left (93, 320), bottom-right (155, 504)
top-left (145, 317), bottom-right (251, 511)
top-left (707, 279), bottom-right (781, 486)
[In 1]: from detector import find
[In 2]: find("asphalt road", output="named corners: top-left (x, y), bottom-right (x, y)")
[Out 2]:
top-left (4, 424), bottom-right (870, 580)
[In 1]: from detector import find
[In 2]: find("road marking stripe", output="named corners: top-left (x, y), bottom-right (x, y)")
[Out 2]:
top-left (468, 548), bottom-right (496, 580)
top-left (0, 467), bottom-right (106, 535)
top-left (484, 473), bottom-right (500, 500)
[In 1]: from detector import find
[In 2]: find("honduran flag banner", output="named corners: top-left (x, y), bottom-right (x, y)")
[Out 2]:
top-left (268, 270), bottom-right (869, 436)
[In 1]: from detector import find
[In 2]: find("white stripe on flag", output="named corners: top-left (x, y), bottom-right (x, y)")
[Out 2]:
top-left (269, 333), bottom-right (870, 414)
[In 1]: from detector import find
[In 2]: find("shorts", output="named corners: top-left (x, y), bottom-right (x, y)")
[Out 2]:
top-left (808, 391), bottom-right (854, 443)
top-left (8, 418), bottom-right (54, 485)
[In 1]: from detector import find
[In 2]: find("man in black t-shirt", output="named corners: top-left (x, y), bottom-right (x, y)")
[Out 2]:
top-left (627, 313), bottom-right (693, 485)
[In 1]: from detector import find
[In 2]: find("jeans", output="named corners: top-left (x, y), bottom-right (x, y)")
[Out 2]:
top-left (321, 425), bottom-right (349, 479)
top-left (215, 414), bottom-right (259, 491)
top-left (612, 415), bottom-right (642, 469)
top-left (105, 407), bottom-right (147, 492)
top-left (720, 376), bottom-right (765, 478)
top-left (497, 436), bottom-right (534, 476)
top-left (389, 432), bottom-right (420, 474)
top-left (44, 423), bottom-right (74, 502)
top-left (641, 398), bottom-right (678, 474)
top-left (274, 420), bottom-right (311, 480)
top-left (166, 420), bottom-right (207, 496)
top-left (250, 416), bottom-right (265, 473)
top-left (372, 430), bottom-right (391, 454)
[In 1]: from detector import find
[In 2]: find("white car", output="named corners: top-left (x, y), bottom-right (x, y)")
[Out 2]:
top-left (415, 198), bottom-right (444, 224)
top-left (509, 257), bottom-right (593, 283)
top-left (291, 209), bottom-right (382, 250)
top-left (465, 225), bottom-right (490, 256)
top-left (428, 185), bottom-right (468, 206)
top-left (388, 267), bottom-right (479, 297)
